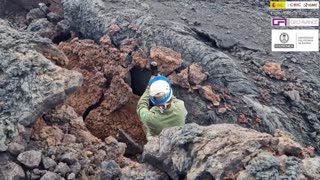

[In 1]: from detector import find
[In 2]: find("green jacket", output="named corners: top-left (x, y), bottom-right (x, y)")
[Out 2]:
top-left (137, 87), bottom-right (187, 136)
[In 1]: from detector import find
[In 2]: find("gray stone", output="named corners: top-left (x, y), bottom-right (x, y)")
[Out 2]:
top-left (8, 142), bottom-right (25, 156)
top-left (33, 168), bottom-right (47, 176)
top-left (67, 172), bottom-right (76, 180)
top-left (70, 161), bottom-right (81, 175)
top-left (246, 152), bottom-right (280, 178)
top-left (0, 20), bottom-right (82, 154)
top-left (31, 168), bottom-right (47, 179)
top-left (40, 171), bottom-right (61, 180)
top-left (26, 8), bottom-right (46, 24)
top-left (31, 173), bottom-right (41, 180)
top-left (61, 152), bottom-right (78, 165)
top-left (301, 157), bottom-right (320, 179)
top-left (100, 160), bottom-right (121, 180)
top-left (27, 18), bottom-right (57, 39)
top-left (42, 156), bottom-right (57, 170)
top-left (54, 162), bottom-right (71, 177)
top-left (0, 161), bottom-right (25, 180)
top-left (56, 20), bottom-right (71, 34)
top-left (284, 90), bottom-right (301, 103)
top-left (17, 150), bottom-right (42, 168)
top-left (62, 134), bottom-right (76, 144)
top-left (47, 12), bottom-right (63, 24)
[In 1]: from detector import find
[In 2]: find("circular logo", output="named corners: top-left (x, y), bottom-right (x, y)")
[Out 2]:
top-left (279, 33), bottom-right (289, 43)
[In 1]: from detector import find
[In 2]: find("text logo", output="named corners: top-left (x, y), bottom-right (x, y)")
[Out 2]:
top-left (270, 1), bottom-right (319, 9)
top-left (272, 18), bottom-right (319, 27)
top-left (272, 30), bottom-right (319, 52)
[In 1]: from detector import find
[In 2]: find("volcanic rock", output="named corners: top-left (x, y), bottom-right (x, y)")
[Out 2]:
top-left (40, 126), bottom-right (64, 146)
top-left (100, 35), bottom-right (112, 46)
top-left (47, 12), bottom-right (63, 24)
top-left (62, 134), bottom-right (76, 144)
top-left (169, 63), bottom-right (208, 90)
top-left (40, 171), bottom-right (61, 180)
top-left (0, 161), bottom-right (25, 179)
top-left (150, 46), bottom-right (183, 76)
top-left (58, 38), bottom-right (146, 145)
top-left (132, 48), bottom-right (148, 69)
top-left (58, 38), bottom-right (112, 115)
top-left (0, 20), bottom-right (82, 150)
top-left (42, 156), bottom-right (57, 170)
top-left (284, 90), bottom-right (301, 103)
top-left (27, 18), bottom-right (58, 39)
top-left (48, 105), bottom-right (100, 144)
top-left (61, 152), bottom-right (78, 165)
top-left (142, 123), bottom-right (320, 179)
top-left (189, 63), bottom-right (208, 85)
top-left (121, 158), bottom-right (169, 180)
top-left (56, 19), bottom-right (71, 36)
top-left (67, 173), bottom-right (76, 180)
top-left (169, 69), bottom-right (190, 89)
top-left (100, 160), bottom-right (122, 180)
top-left (8, 142), bottom-right (25, 156)
top-left (17, 150), bottom-right (42, 168)
top-left (199, 85), bottom-right (220, 106)
top-left (54, 162), bottom-right (71, 177)
top-left (26, 8), bottom-right (46, 24)
top-left (263, 62), bottom-right (286, 80)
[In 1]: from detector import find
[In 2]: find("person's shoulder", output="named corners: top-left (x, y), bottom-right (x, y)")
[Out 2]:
top-left (172, 98), bottom-right (185, 106)
top-left (172, 96), bottom-right (183, 102)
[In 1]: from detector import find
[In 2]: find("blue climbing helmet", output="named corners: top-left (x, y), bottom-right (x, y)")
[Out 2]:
top-left (148, 76), bottom-right (172, 105)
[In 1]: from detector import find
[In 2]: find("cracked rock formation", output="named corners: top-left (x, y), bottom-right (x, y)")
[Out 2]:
top-left (142, 123), bottom-right (318, 180)
top-left (0, 19), bottom-right (82, 152)
top-left (58, 37), bottom-right (147, 145)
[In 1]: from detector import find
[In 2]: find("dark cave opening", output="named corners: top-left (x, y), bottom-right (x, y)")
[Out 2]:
top-left (130, 66), bottom-right (153, 96)
top-left (52, 32), bottom-right (72, 44)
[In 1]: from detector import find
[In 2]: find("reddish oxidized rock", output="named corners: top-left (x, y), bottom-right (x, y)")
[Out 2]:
top-left (199, 85), bottom-right (220, 106)
top-left (168, 70), bottom-right (190, 89)
top-left (239, 114), bottom-right (248, 124)
top-left (150, 46), bottom-right (183, 76)
top-left (263, 62), bottom-right (286, 80)
top-left (58, 37), bottom-right (146, 145)
top-left (132, 48), bottom-right (148, 69)
top-left (189, 63), bottom-right (208, 85)
top-left (100, 35), bottom-right (112, 46)
top-left (110, 24), bottom-right (121, 34)
top-left (168, 63), bottom-right (207, 91)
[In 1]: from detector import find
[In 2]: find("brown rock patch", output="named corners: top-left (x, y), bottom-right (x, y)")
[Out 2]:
top-left (150, 46), bottom-right (183, 76)
top-left (263, 62), bottom-right (286, 80)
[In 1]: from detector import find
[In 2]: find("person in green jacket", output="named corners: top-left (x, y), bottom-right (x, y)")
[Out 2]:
top-left (137, 75), bottom-right (188, 137)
